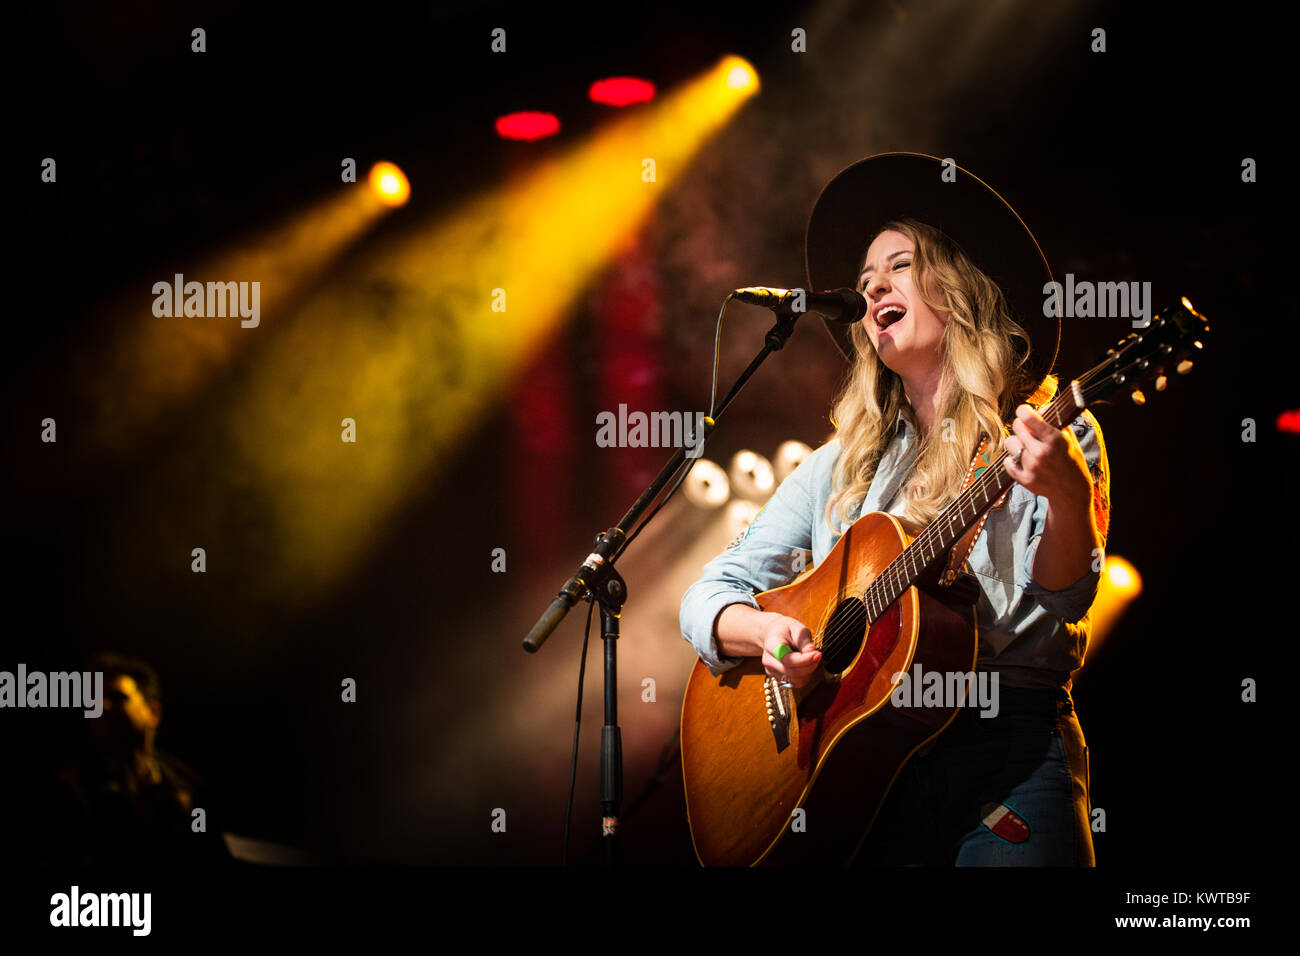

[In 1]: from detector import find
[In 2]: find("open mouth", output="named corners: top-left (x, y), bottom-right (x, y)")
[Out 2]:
top-left (875, 305), bottom-right (907, 329)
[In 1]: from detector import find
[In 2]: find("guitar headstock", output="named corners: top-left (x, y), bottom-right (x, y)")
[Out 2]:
top-left (1064, 297), bottom-right (1209, 415)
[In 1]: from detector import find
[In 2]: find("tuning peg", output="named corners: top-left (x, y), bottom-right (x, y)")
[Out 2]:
top-left (1177, 360), bottom-right (1193, 374)
top-left (1130, 389), bottom-right (1146, 405)
top-left (1155, 374), bottom-right (1167, 391)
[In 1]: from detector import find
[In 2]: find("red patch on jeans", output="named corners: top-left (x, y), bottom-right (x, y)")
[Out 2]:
top-left (980, 802), bottom-right (1030, 843)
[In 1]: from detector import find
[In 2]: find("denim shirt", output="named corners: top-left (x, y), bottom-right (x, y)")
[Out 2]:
top-left (679, 408), bottom-right (1110, 690)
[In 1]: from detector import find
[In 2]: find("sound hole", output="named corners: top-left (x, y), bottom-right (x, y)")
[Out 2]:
top-left (820, 597), bottom-right (866, 675)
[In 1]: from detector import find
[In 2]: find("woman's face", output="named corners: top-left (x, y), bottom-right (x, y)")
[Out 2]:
top-left (856, 229), bottom-right (948, 374)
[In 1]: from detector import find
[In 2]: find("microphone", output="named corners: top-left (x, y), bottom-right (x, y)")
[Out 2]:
top-left (732, 287), bottom-right (867, 324)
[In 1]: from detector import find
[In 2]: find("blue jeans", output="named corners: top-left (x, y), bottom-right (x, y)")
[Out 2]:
top-left (853, 686), bottom-right (1094, 866)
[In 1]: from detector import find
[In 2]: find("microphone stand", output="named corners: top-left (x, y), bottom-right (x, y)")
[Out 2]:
top-left (522, 298), bottom-right (821, 866)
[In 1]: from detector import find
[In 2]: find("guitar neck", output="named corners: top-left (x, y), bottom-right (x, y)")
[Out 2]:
top-left (861, 383), bottom-right (1085, 622)
top-left (856, 295), bottom-right (1209, 622)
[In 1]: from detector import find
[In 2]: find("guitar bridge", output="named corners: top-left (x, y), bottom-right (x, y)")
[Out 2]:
top-left (764, 676), bottom-right (793, 753)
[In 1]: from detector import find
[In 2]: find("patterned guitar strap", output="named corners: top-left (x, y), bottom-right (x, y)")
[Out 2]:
top-left (939, 434), bottom-right (1010, 587)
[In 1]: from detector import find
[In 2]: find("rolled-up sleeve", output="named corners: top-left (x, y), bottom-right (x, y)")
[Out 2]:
top-left (1018, 409), bottom-right (1110, 624)
top-left (679, 446), bottom-right (822, 677)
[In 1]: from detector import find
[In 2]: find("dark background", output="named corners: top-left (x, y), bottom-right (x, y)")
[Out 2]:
top-left (3, 0), bottom-right (1287, 887)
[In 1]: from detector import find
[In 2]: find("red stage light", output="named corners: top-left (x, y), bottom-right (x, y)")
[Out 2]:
top-left (495, 111), bottom-right (561, 142)
top-left (588, 77), bottom-right (655, 107)
top-left (1277, 409), bottom-right (1300, 434)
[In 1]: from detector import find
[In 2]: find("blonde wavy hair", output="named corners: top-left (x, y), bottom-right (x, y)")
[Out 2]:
top-left (825, 217), bottom-right (1056, 534)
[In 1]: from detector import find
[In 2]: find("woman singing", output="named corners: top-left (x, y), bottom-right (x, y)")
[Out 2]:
top-left (680, 153), bottom-right (1108, 865)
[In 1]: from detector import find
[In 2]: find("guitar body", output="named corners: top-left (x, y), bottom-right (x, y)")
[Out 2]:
top-left (680, 510), bottom-right (978, 866)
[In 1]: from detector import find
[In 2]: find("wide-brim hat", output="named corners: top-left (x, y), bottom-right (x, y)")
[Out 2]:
top-left (805, 151), bottom-right (1060, 400)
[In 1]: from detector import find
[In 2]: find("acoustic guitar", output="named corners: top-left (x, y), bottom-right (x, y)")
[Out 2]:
top-left (680, 298), bottom-right (1209, 866)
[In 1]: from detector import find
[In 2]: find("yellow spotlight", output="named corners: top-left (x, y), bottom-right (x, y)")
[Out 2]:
top-left (369, 161), bottom-right (410, 206)
top-left (1106, 559), bottom-right (1136, 590)
top-left (40, 181), bottom-right (394, 470)
top-left (1086, 554), bottom-right (1142, 660)
top-left (92, 54), bottom-right (760, 612)
top-left (723, 55), bottom-right (758, 91)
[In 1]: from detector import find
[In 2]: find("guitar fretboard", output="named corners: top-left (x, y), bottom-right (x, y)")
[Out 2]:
top-left (861, 385), bottom-right (1083, 623)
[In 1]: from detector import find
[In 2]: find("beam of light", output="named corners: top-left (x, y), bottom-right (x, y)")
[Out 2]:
top-left (32, 184), bottom-right (394, 473)
top-left (369, 161), bottom-right (410, 206)
top-left (724, 56), bottom-right (758, 91)
top-left (1085, 554), bottom-right (1142, 658)
top-left (101, 55), bottom-right (761, 612)
top-left (1105, 560), bottom-right (1136, 590)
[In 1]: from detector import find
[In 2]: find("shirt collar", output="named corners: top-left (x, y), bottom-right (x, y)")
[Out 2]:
top-left (891, 405), bottom-right (914, 438)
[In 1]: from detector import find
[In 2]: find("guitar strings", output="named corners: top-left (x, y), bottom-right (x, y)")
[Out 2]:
top-left (813, 380), bottom-right (1086, 660)
top-left (815, 324), bottom-right (1164, 663)
top-left (812, 368), bottom-right (1108, 662)
top-left (876, 366), bottom-right (1108, 597)
top-left (810, 388), bottom-right (1073, 662)
top-left (796, 317), bottom-right (1161, 665)
top-left (805, 368), bottom-right (1107, 665)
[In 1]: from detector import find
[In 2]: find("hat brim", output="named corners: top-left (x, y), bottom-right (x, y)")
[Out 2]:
top-left (805, 152), bottom-right (1060, 399)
